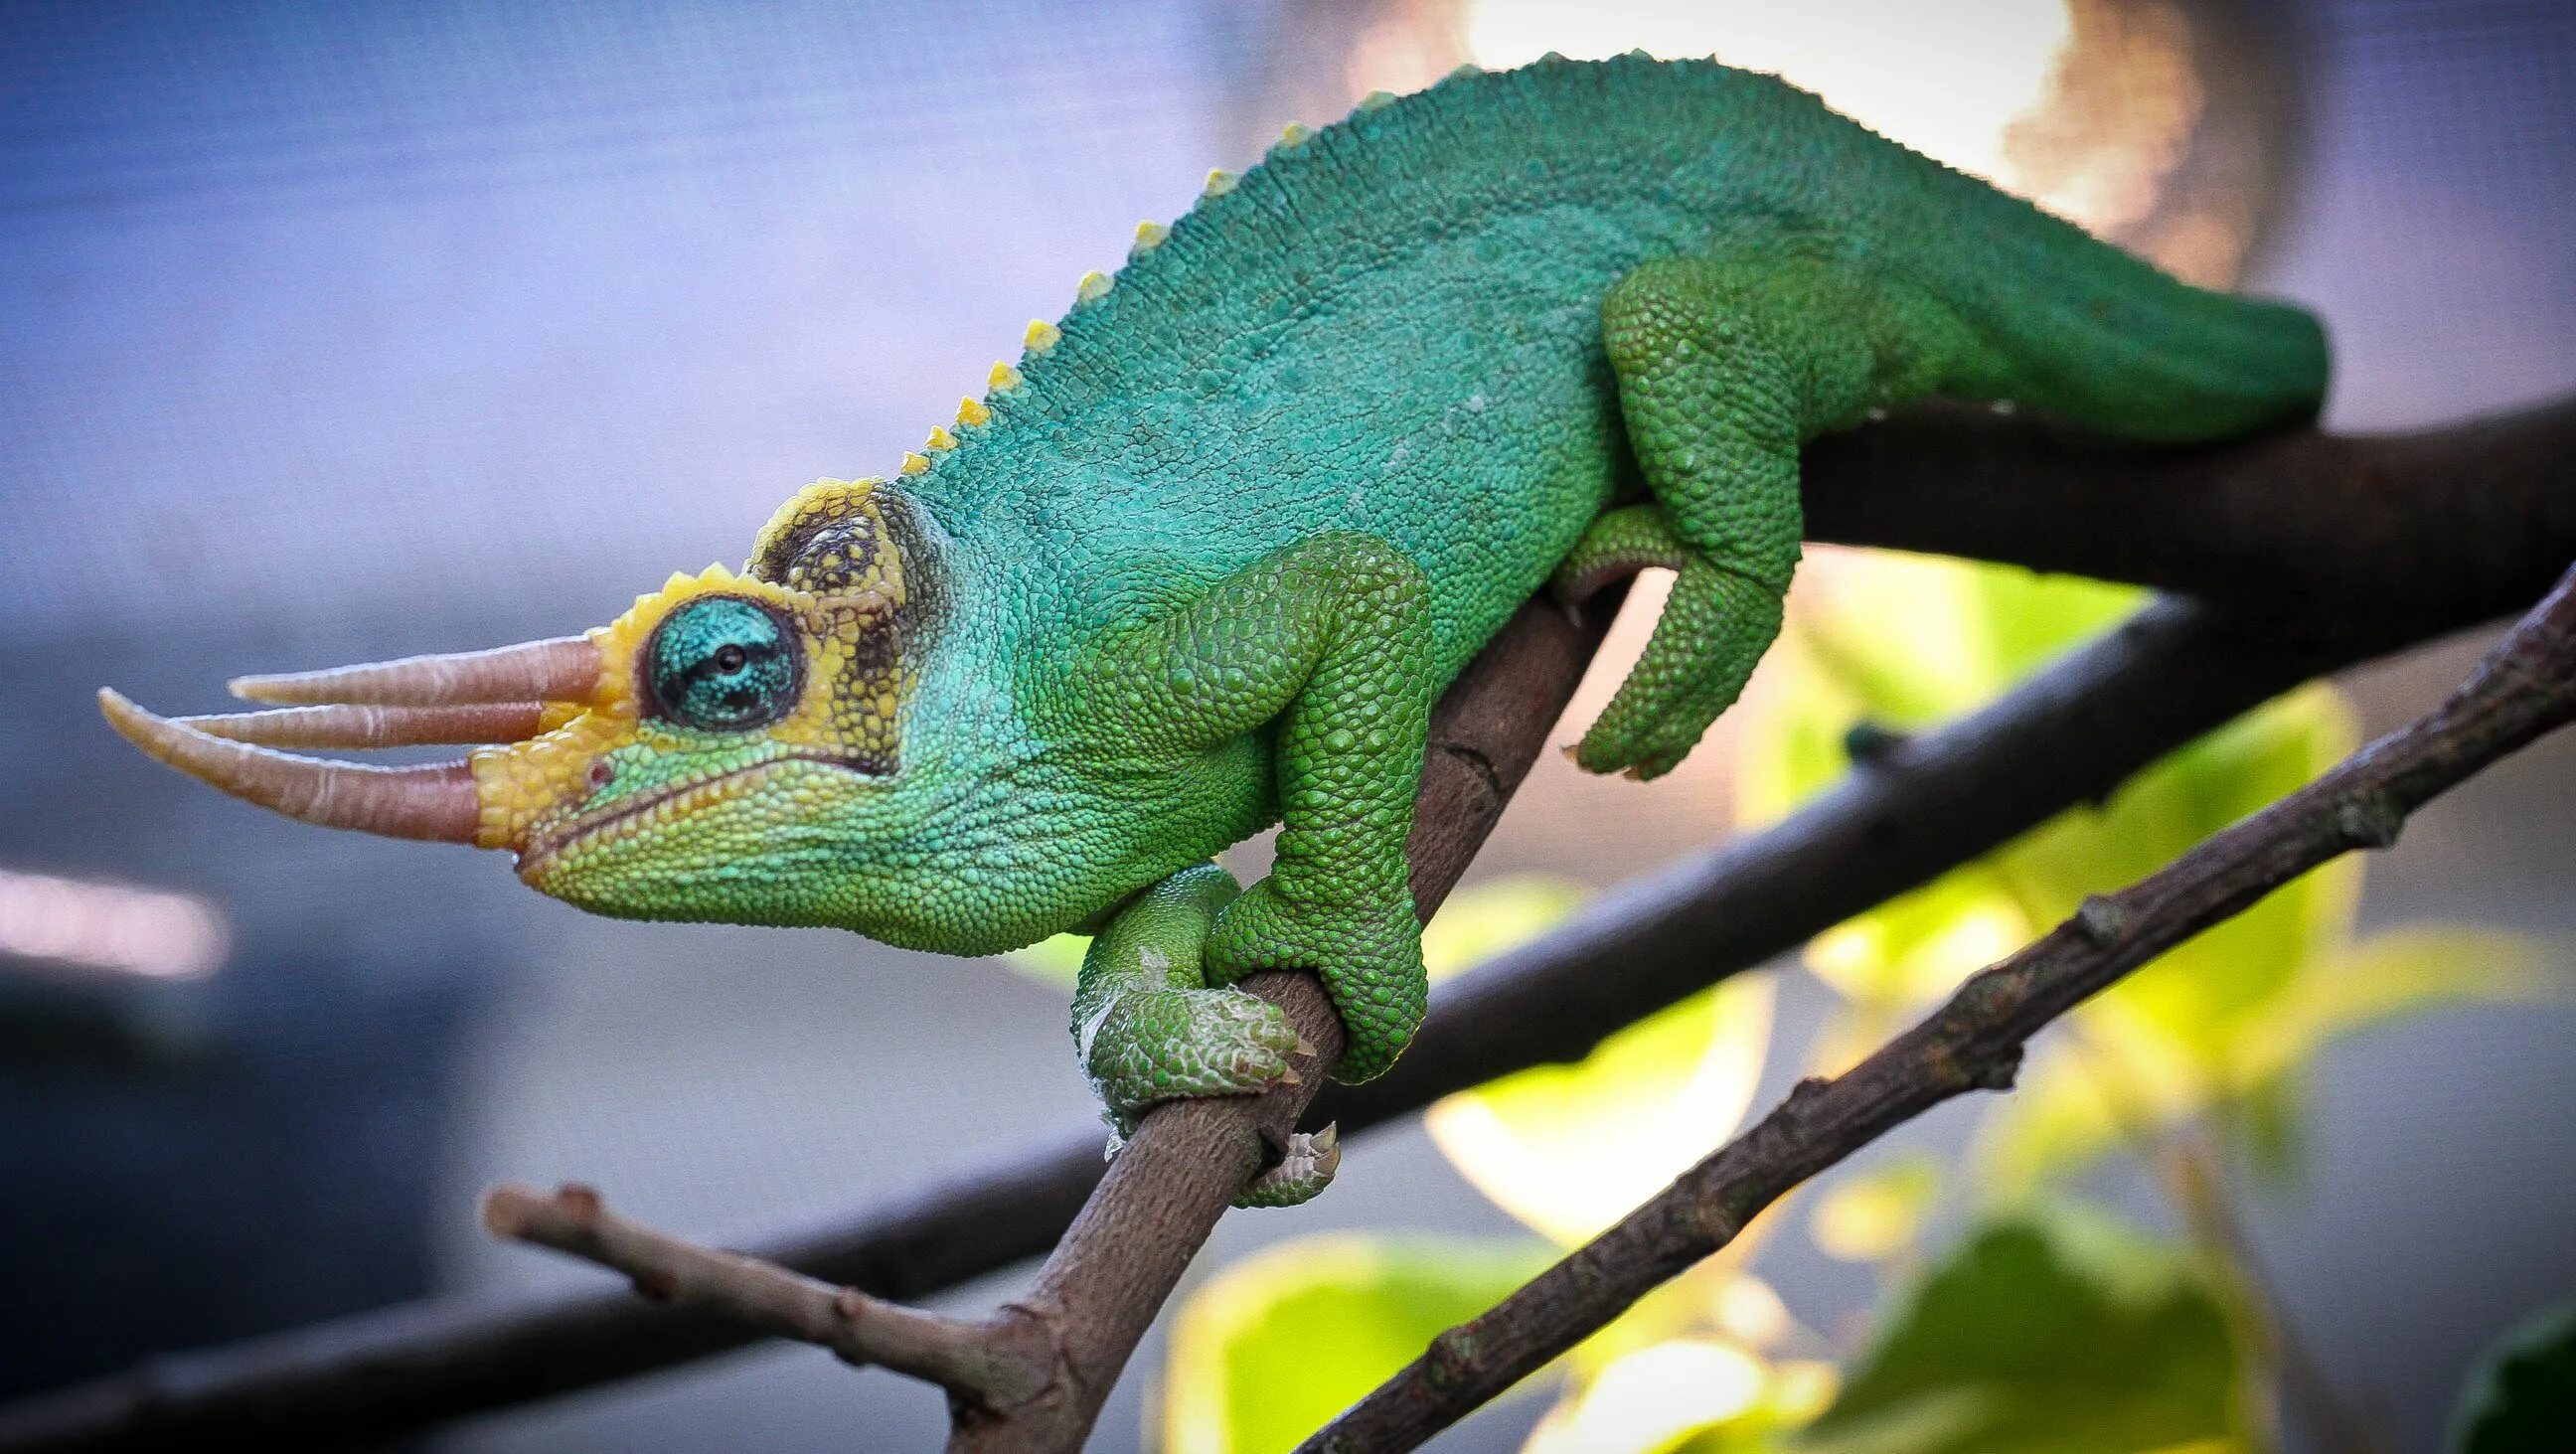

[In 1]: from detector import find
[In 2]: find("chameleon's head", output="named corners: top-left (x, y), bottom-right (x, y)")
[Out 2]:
top-left (100, 479), bottom-right (939, 926)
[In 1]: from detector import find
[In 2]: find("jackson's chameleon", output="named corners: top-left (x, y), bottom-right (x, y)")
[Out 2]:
top-left (102, 57), bottom-right (2327, 1206)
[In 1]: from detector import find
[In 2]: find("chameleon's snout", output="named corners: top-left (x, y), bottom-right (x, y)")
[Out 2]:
top-left (98, 635), bottom-right (606, 845)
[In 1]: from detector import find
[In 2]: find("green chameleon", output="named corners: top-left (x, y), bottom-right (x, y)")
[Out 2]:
top-left (102, 56), bottom-right (2325, 1205)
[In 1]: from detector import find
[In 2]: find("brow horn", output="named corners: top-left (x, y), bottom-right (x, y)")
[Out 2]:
top-left (99, 690), bottom-right (483, 844)
top-left (229, 636), bottom-right (601, 707)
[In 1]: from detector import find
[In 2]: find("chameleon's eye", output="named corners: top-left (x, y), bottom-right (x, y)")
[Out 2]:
top-left (642, 596), bottom-right (802, 732)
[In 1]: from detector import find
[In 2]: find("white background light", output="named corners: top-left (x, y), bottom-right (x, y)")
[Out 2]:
top-left (0, 867), bottom-right (230, 981)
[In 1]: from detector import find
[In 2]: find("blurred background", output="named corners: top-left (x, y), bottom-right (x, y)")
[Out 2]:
top-left (2, 1), bottom-right (2571, 1449)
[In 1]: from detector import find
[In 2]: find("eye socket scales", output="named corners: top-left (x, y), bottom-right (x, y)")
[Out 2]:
top-left (642, 596), bottom-right (803, 732)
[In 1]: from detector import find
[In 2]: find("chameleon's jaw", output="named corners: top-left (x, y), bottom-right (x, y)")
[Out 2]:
top-left (98, 635), bottom-right (608, 847)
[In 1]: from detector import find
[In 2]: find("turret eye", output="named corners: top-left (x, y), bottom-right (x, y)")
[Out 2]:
top-left (643, 597), bottom-right (801, 731)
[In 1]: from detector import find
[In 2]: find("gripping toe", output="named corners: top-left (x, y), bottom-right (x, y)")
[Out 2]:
top-left (1235, 1123), bottom-right (1342, 1209)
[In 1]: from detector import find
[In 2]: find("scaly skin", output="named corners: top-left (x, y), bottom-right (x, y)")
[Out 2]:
top-left (110, 58), bottom-right (2329, 1207)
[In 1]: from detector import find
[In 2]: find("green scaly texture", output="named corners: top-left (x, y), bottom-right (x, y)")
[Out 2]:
top-left (506, 57), bottom-right (2330, 1204)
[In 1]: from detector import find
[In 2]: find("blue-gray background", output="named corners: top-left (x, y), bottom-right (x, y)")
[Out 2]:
top-left (2, 1), bottom-right (2571, 1449)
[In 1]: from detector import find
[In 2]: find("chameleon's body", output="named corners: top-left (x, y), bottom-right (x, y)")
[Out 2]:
top-left (105, 57), bottom-right (2326, 1204)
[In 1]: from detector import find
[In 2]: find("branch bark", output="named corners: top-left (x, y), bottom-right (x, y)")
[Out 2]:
top-left (1301, 560), bottom-right (2576, 1454)
top-left (3, 401), bottom-right (2569, 1452)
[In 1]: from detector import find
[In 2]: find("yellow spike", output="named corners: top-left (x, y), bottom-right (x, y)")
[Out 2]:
top-left (1203, 168), bottom-right (1237, 198)
top-left (1276, 120), bottom-right (1310, 147)
top-left (988, 361), bottom-right (1024, 393)
top-left (956, 395), bottom-right (992, 427)
top-left (1074, 270), bottom-right (1112, 303)
top-left (1132, 219), bottom-right (1169, 250)
top-left (1357, 88), bottom-right (1397, 111)
top-left (924, 426), bottom-right (957, 453)
top-left (898, 451), bottom-right (930, 477)
top-left (1024, 318), bottom-right (1061, 353)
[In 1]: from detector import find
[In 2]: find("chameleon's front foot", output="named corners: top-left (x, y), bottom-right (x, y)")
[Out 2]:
top-left (1203, 875), bottom-right (1428, 1084)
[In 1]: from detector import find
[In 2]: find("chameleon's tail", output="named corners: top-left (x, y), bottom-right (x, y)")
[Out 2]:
top-left (1929, 196), bottom-right (2331, 443)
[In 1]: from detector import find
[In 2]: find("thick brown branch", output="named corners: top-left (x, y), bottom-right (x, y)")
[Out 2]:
top-left (4, 402), bottom-right (2569, 1452)
top-left (1303, 561), bottom-right (2576, 1454)
top-left (1806, 396), bottom-right (2576, 628)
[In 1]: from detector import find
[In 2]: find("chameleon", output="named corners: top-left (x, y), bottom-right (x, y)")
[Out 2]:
top-left (101, 55), bottom-right (2327, 1205)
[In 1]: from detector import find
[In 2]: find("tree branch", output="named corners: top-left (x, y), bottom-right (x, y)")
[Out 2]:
top-left (4, 401), bottom-right (2569, 1452)
top-left (478, 1185), bottom-right (1056, 1406)
top-left (1302, 560), bottom-right (2576, 1454)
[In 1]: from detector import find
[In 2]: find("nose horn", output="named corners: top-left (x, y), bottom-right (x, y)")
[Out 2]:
top-left (229, 635), bottom-right (601, 707)
top-left (99, 690), bottom-right (484, 843)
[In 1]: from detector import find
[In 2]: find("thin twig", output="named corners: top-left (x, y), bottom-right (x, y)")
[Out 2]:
top-left (5, 402), bottom-right (2569, 1452)
top-left (1301, 561), bottom-right (2576, 1454)
top-left (478, 1185), bottom-right (1057, 1406)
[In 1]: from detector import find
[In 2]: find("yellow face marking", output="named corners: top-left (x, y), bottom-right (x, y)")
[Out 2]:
top-left (474, 479), bottom-right (918, 859)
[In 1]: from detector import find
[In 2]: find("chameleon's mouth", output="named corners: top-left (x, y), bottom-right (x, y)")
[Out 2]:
top-left (512, 750), bottom-right (865, 882)
top-left (98, 635), bottom-right (605, 845)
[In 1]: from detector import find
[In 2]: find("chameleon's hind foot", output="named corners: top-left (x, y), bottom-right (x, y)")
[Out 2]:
top-left (1083, 982), bottom-right (1303, 1138)
top-left (1554, 505), bottom-right (1785, 780)
top-left (1236, 1123), bottom-right (1342, 1209)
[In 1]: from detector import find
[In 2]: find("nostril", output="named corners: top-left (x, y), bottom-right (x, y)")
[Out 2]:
top-left (587, 761), bottom-right (613, 790)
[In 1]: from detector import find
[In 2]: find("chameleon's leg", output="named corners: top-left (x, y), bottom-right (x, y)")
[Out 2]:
top-left (1082, 532), bottom-right (1438, 1088)
top-left (1580, 253), bottom-right (1989, 779)
top-left (1073, 862), bottom-right (1341, 1208)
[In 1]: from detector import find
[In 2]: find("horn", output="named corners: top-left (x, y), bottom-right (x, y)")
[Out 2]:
top-left (178, 703), bottom-right (549, 749)
top-left (229, 636), bottom-right (601, 707)
top-left (99, 690), bottom-right (482, 844)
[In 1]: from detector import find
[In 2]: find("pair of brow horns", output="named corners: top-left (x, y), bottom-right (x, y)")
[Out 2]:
top-left (100, 635), bottom-right (603, 844)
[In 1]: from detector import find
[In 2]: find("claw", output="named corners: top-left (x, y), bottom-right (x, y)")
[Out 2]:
top-left (1278, 1064), bottom-right (1303, 1087)
top-left (1293, 1035), bottom-right (1317, 1057)
top-left (1236, 1123), bottom-right (1344, 1209)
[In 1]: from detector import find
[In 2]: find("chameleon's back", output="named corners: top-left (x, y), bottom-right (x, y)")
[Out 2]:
top-left (905, 55), bottom-right (2326, 680)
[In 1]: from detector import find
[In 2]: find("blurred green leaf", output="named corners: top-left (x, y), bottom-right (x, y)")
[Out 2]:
top-left (1801, 1209), bottom-right (2247, 1454)
top-left (1429, 973), bottom-right (1775, 1245)
top-left (2450, 1300), bottom-right (2576, 1454)
top-left (1423, 876), bottom-right (1594, 984)
top-left (1525, 1338), bottom-right (1837, 1454)
top-left (1004, 931), bottom-right (1088, 990)
top-left (1736, 553), bottom-right (2541, 1201)
top-left (1811, 1154), bottom-right (1944, 1264)
top-left (1418, 878), bottom-right (1778, 1246)
top-left (1163, 1232), bottom-right (1555, 1454)
top-left (1979, 924), bottom-right (2550, 1197)
top-left (2234, 927), bottom-right (2550, 1087)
